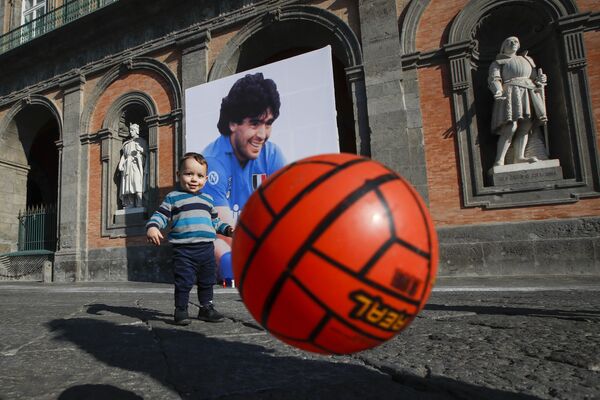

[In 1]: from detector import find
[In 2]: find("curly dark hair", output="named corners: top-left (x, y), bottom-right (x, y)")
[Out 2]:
top-left (217, 72), bottom-right (281, 136)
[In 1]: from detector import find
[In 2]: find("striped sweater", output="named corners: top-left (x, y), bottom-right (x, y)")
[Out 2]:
top-left (146, 190), bottom-right (231, 244)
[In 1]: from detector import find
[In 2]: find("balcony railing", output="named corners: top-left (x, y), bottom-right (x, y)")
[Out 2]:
top-left (0, 0), bottom-right (119, 55)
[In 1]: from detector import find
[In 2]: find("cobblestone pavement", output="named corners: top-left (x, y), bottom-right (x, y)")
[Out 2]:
top-left (0, 277), bottom-right (598, 399)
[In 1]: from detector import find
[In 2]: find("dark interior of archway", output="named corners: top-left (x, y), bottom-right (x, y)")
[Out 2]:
top-left (27, 119), bottom-right (59, 207)
top-left (236, 26), bottom-right (358, 154)
top-left (120, 104), bottom-right (149, 140)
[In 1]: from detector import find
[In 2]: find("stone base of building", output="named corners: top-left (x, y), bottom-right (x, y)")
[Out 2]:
top-left (48, 216), bottom-right (600, 282)
top-left (438, 216), bottom-right (600, 276)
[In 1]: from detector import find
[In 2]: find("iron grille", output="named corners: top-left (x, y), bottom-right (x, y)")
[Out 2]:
top-left (17, 204), bottom-right (57, 252)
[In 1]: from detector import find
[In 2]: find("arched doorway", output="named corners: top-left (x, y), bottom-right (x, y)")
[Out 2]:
top-left (13, 104), bottom-right (60, 252)
top-left (209, 5), bottom-right (365, 155)
top-left (0, 99), bottom-right (60, 281)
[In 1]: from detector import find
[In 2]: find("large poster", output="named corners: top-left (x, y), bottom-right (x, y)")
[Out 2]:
top-left (184, 47), bottom-right (339, 283)
top-left (185, 46), bottom-right (339, 164)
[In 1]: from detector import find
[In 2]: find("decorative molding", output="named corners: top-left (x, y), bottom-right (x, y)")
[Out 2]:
top-left (145, 108), bottom-right (183, 128)
top-left (209, 4), bottom-right (363, 80)
top-left (400, 0), bottom-right (432, 55)
top-left (344, 65), bottom-right (364, 83)
top-left (101, 91), bottom-right (158, 132)
top-left (400, 49), bottom-right (446, 69)
top-left (0, 158), bottom-right (30, 173)
top-left (59, 70), bottom-right (86, 94)
top-left (177, 29), bottom-right (211, 55)
top-left (444, 41), bottom-right (473, 92)
top-left (80, 57), bottom-right (180, 134)
top-left (563, 31), bottom-right (586, 69)
top-left (265, 7), bottom-right (282, 23)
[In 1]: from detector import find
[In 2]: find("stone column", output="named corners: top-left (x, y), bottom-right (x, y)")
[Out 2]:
top-left (54, 71), bottom-right (86, 282)
top-left (178, 29), bottom-right (210, 158)
top-left (357, 0), bottom-right (429, 201)
top-left (345, 65), bottom-right (371, 157)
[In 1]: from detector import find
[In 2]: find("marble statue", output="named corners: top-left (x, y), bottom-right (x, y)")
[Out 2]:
top-left (488, 36), bottom-right (548, 167)
top-left (118, 123), bottom-right (148, 208)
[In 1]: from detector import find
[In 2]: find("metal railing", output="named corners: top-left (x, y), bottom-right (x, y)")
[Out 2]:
top-left (0, 0), bottom-right (119, 55)
top-left (17, 204), bottom-right (57, 252)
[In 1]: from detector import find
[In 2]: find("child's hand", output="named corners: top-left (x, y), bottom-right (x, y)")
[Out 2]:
top-left (147, 227), bottom-right (163, 246)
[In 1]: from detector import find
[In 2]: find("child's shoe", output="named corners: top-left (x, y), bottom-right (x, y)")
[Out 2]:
top-left (197, 303), bottom-right (224, 322)
top-left (174, 307), bottom-right (191, 325)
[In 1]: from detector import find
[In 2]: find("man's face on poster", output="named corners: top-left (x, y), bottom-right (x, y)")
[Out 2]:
top-left (229, 108), bottom-right (275, 163)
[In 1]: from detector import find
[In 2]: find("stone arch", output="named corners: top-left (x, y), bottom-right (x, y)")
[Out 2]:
top-left (444, 0), bottom-right (597, 208)
top-left (0, 95), bottom-right (62, 252)
top-left (101, 91), bottom-right (157, 133)
top-left (448, 0), bottom-right (578, 44)
top-left (400, 0), bottom-right (432, 55)
top-left (208, 5), bottom-right (369, 155)
top-left (209, 5), bottom-right (362, 80)
top-left (81, 57), bottom-right (182, 134)
top-left (0, 94), bottom-right (63, 145)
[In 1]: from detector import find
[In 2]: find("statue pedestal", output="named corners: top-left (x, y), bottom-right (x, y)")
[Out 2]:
top-left (488, 159), bottom-right (563, 186)
top-left (114, 207), bottom-right (146, 225)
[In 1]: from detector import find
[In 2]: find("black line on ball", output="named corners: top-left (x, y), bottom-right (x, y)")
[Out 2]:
top-left (395, 177), bottom-right (436, 305)
top-left (260, 173), bottom-right (401, 327)
top-left (259, 159), bottom-right (343, 192)
top-left (237, 220), bottom-right (258, 241)
top-left (393, 238), bottom-right (430, 259)
top-left (308, 314), bottom-right (331, 342)
top-left (372, 185), bottom-right (430, 260)
top-left (358, 238), bottom-right (394, 276)
top-left (375, 187), bottom-right (396, 236)
top-left (268, 331), bottom-right (346, 355)
top-left (257, 188), bottom-right (276, 218)
top-left (379, 165), bottom-right (436, 305)
top-left (312, 246), bottom-right (420, 307)
top-left (237, 157), bottom-right (369, 296)
top-left (257, 159), bottom-right (348, 217)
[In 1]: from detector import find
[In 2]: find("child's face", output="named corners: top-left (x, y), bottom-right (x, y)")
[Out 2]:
top-left (178, 157), bottom-right (207, 193)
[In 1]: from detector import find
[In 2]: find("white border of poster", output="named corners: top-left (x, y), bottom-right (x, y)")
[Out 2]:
top-left (184, 46), bottom-right (339, 162)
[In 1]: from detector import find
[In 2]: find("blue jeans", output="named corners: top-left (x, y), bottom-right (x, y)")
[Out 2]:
top-left (172, 242), bottom-right (216, 309)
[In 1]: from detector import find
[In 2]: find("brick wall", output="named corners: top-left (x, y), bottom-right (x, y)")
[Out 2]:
top-left (415, 0), bottom-right (467, 51)
top-left (585, 30), bottom-right (600, 155)
top-left (578, 0), bottom-right (600, 12)
top-left (412, 0), bottom-right (600, 227)
top-left (418, 65), bottom-right (600, 226)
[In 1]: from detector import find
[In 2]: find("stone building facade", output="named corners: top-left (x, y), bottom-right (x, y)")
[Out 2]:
top-left (0, 0), bottom-right (598, 282)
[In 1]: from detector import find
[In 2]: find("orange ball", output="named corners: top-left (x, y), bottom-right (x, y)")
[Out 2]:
top-left (231, 153), bottom-right (438, 354)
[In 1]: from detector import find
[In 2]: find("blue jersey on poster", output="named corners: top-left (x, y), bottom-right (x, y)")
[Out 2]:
top-left (202, 135), bottom-right (286, 223)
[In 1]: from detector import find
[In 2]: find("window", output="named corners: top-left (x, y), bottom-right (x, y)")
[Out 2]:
top-left (21, 0), bottom-right (47, 41)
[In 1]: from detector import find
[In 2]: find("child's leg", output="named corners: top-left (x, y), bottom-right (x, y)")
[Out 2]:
top-left (195, 242), bottom-right (217, 306)
top-left (172, 245), bottom-right (197, 310)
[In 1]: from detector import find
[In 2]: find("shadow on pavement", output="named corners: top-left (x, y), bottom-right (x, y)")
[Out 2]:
top-left (47, 305), bottom-right (543, 400)
top-left (86, 303), bottom-right (173, 323)
top-left (425, 303), bottom-right (600, 321)
top-left (58, 384), bottom-right (143, 400)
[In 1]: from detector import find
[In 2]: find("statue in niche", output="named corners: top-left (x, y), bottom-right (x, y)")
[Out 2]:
top-left (488, 36), bottom-right (548, 167)
top-left (118, 123), bottom-right (148, 209)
